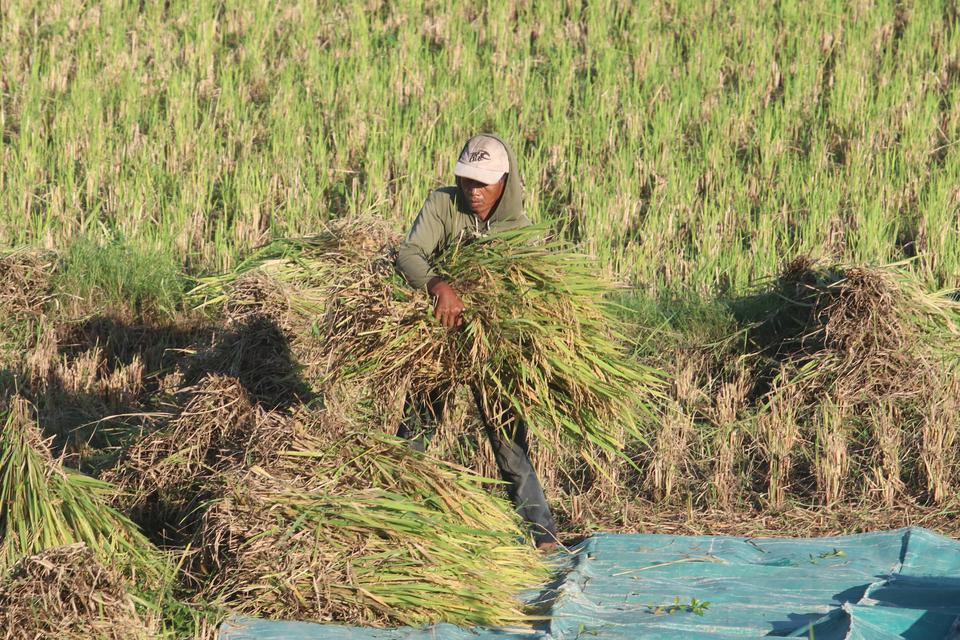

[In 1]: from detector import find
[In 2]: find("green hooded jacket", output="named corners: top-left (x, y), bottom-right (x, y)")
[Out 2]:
top-left (395, 134), bottom-right (531, 289)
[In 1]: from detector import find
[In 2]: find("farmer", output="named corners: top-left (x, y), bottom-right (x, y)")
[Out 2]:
top-left (395, 134), bottom-right (558, 552)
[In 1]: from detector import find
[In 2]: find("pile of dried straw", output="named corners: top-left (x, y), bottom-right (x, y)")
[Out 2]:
top-left (0, 543), bottom-right (156, 640)
top-left (108, 372), bottom-right (547, 627)
top-left (194, 432), bottom-right (548, 627)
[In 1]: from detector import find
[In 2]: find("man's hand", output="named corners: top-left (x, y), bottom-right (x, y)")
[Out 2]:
top-left (427, 277), bottom-right (465, 328)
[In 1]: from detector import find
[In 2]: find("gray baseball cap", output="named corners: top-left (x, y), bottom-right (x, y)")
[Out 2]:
top-left (454, 135), bottom-right (509, 185)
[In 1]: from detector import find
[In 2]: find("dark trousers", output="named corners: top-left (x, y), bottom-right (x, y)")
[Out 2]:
top-left (396, 387), bottom-right (558, 545)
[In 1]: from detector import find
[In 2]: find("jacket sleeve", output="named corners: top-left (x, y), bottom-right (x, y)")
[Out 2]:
top-left (395, 197), bottom-right (446, 289)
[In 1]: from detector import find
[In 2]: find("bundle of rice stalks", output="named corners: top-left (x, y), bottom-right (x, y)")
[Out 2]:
top-left (191, 217), bottom-right (398, 324)
top-left (0, 397), bottom-right (163, 580)
top-left (193, 432), bottom-right (548, 628)
top-left (282, 429), bottom-right (541, 530)
top-left (0, 249), bottom-right (58, 318)
top-left (326, 226), bottom-right (661, 458)
top-left (0, 543), bottom-right (156, 640)
top-left (761, 258), bottom-right (960, 401)
top-left (196, 223), bottom-right (661, 460)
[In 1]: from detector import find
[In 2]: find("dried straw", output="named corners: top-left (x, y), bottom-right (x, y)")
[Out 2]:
top-left (0, 249), bottom-right (58, 318)
top-left (106, 374), bottom-right (286, 538)
top-left (752, 258), bottom-right (960, 504)
top-left (193, 431), bottom-right (549, 627)
top-left (0, 543), bottom-right (156, 640)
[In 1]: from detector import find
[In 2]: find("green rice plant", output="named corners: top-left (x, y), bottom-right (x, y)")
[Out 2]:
top-left (195, 431), bottom-right (549, 627)
top-left (4, 0), bottom-right (958, 297)
top-left (54, 235), bottom-right (188, 318)
top-left (0, 398), bottom-right (164, 580)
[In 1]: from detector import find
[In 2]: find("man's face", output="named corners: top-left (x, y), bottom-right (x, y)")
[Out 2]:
top-left (458, 176), bottom-right (506, 221)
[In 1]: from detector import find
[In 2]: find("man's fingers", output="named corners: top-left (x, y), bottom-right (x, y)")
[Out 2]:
top-left (433, 300), bottom-right (465, 328)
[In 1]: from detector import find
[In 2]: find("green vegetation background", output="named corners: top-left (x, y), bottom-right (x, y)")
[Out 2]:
top-left (4, 0), bottom-right (958, 302)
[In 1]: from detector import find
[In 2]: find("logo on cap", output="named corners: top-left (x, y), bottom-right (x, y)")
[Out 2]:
top-left (468, 150), bottom-right (491, 163)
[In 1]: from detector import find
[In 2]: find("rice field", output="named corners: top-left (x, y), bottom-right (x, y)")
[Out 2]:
top-left (3, 0), bottom-right (958, 291)
top-left (2, 0), bottom-right (960, 637)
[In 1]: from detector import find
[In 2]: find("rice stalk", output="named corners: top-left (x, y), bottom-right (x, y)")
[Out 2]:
top-left (758, 379), bottom-right (801, 508)
top-left (647, 402), bottom-right (692, 501)
top-left (709, 375), bottom-right (750, 509)
top-left (711, 423), bottom-right (743, 510)
top-left (867, 402), bottom-right (905, 507)
top-left (813, 398), bottom-right (849, 506)
top-left (919, 378), bottom-right (959, 504)
top-left (0, 397), bottom-right (164, 581)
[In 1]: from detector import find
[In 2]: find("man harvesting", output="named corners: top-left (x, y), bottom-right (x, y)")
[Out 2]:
top-left (395, 134), bottom-right (558, 552)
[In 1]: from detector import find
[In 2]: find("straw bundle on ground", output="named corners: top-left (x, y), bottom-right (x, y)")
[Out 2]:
top-left (106, 374), bottom-right (286, 539)
top-left (108, 377), bottom-right (547, 628)
top-left (759, 258), bottom-right (960, 402)
top-left (746, 258), bottom-right (960, 504)
top-left (192, 217), bottom-right (398, 325)
top-left (0, 397), bottom-right (163, 580)
top-left (193, 432), bottom-right (548, 628)
top-left (0, 543), bottom-right (156, 640)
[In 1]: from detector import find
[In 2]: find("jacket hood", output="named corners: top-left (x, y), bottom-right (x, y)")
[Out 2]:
top-left (455, 133), bottom-right (524, 226)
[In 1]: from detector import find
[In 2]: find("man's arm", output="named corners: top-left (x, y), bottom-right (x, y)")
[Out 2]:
top-left (396, 198), bottom-right (465, 328)
top-left (396, 199), bottom-right (446, 289)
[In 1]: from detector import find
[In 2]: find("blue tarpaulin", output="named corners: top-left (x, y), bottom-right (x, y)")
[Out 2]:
top-left (219, 527), bottom-right (960, 639)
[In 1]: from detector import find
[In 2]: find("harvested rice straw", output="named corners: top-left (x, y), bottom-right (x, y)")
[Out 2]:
top-left (0, 543), bottom-right (156, 640)
top-left (323, 225), bottom-right (662, 457)
top-left (194, 434), bottom-right (549, 627)
top-left (106, 375), bottom-right (283, 505)
top-left (190, 217), bottom-right (398, 319)
top-left (0, 398), bottom-right (164, 581)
